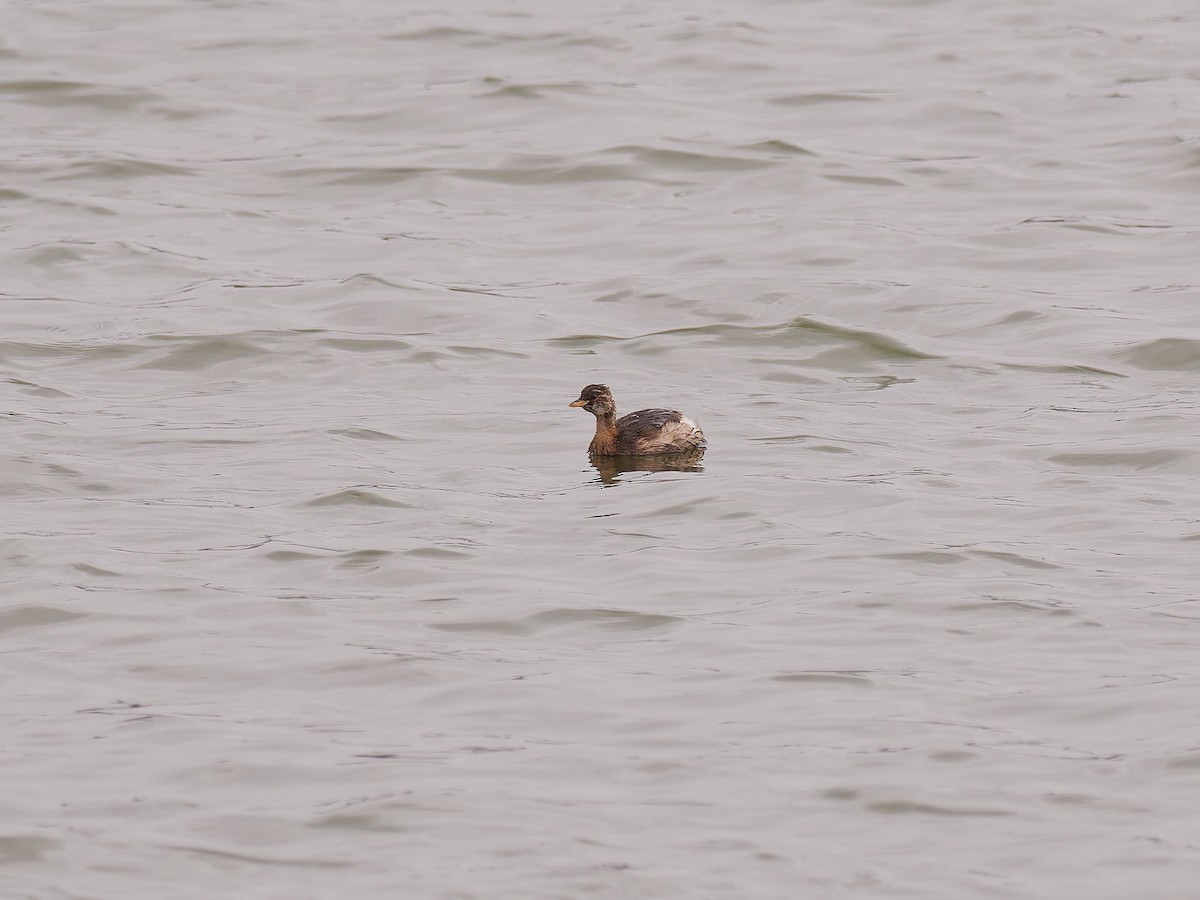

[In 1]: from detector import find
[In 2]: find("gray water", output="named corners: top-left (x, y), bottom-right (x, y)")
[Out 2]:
top-left (5, 1), bottom-right (1200, 897)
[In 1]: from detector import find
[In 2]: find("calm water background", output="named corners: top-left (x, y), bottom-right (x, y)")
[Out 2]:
top-left (4, 1), bottom-right (1200, 897)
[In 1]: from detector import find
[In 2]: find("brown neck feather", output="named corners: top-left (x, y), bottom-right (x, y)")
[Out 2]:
top-left (590, 413), bottom-right (619, 455)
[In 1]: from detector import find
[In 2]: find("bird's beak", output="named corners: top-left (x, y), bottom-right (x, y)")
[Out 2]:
top-left (569, 399), bottom-right (587, 408)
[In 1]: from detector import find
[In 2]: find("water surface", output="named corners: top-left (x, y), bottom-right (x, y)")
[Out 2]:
top-left (4, 1), bottom-right (1200, 897)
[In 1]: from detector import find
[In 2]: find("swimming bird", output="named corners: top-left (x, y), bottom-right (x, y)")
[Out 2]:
top-left (569, 384), bottom-right (706, 457)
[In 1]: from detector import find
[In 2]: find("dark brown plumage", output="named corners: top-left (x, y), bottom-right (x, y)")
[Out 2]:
top-left (569, 384), bottom-right (706, 457)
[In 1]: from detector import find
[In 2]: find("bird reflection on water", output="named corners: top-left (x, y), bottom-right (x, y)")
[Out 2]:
top-left (588, 450), bottom-right (706, 485)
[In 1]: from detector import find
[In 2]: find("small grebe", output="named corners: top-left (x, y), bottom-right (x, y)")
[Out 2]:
top-left (569, 384), bottom-right (706, 457)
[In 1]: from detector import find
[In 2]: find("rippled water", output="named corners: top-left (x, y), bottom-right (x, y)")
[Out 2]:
top-left (5, 1), bottom-right (1200, 896)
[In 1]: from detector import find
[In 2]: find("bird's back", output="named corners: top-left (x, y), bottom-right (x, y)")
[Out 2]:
top-left (614, 408), bottom-right (705, 455)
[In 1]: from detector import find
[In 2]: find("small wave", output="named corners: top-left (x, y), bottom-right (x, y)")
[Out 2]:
top-left (430, 607), bottom-right (682, 636)
top-left (1048, 449), bottom-right (1191, 472)
top-left (772, 672), bottom-right (874, 687)
top-left (137, 335), bottom-right (268, 371)
top-left (305, 489), bottom-right (413, 508)
top-left (1114, 338), bottom-right (1200, 371)
top-left (0, 78), bottom-right (164, 112)
top-left (769, 91), bottom-right (888, 106)
top-left (547, 317), bottom-right (935, 363)
top-left (51, 154), bottom-right (194, 181)
top-left (0, 605), bottom-right (88, 634)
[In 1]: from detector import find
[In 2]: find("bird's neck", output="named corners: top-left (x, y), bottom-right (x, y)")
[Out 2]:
top-left (590, 413), bottom-right (619, 454)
